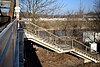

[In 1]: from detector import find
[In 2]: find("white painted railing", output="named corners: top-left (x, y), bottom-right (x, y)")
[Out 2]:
top-left (24, 22), bottom-right (100, 63)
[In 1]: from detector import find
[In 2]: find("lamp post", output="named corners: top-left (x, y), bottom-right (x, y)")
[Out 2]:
top-left (15, 0), bottom-right (20, 20)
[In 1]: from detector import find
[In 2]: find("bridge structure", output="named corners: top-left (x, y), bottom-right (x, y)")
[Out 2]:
top-left (0, 0), bottom-right (22, 67)
top-left (24, 22), bottom-right (100, 63)
top-left (0, 0), bottom-right (100, 67)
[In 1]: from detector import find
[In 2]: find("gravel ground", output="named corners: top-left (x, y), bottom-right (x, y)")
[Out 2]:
top-left (24, 40), bottom-right (100, 67)
top-left (24, 40), bottom-right (83, 67)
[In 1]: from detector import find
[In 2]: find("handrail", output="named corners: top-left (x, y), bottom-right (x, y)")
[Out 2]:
top-left (24, 22), bottom-right (99, 61)
top-left (61, 36), bottom-right (87, 46)
top-left (24, 23), bottom-right (72, 49)
top-left (59, 36), bottom-right (99, 59)
top-left (0, 19), bottom-right (16, 38)
top-left (0, 19), bottom-right (17, 54)
top-left (28, 23), bottom-right (60, 38)
top-left (72, 39), bottom-right (98, 54)
top-left (0, 19), bottom-right (18, 66)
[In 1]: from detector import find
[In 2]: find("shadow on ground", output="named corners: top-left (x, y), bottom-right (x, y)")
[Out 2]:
top-left (24, 39), bottom-right (42, 67)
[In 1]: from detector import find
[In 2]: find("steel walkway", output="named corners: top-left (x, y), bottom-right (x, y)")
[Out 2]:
top-left (0, 19), bottom-right (18, 67)
top-left (24, 22), bottom-right (100, 63)
top-left (0, 20), bottom-right (24, 67)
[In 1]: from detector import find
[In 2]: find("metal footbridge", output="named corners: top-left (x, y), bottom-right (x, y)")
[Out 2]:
top-left (0, 0), bottom-right (23, 67)
top-left (0, 0), bottom-right (100, 67)
top-left (0, 16), bottom-right (100, 67)
top-left (24, 22), bottom-right (100, 63)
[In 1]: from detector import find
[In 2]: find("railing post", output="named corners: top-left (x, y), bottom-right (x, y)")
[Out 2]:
top-left (65, 38), bottom-right (67, 45)
top-left (54, 37), bottom-right (56, 45)
top-left (17, 28), bottom-right (24, 67)
top-left (37, 31), bottom-right (39, 37)
top-left (97, 54), bottom-right (100, 61)
top-left (86, 47), bottom-right (88, 52)
top-left (72, 39), bottom-right (73, 48)
top-left (15, 0), bottom-right (20, 20)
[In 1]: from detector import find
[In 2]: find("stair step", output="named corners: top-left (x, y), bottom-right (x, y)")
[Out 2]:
top-left (24, 27), bottom-right (100, 63)
top-left (57, 45), bottom-right (71, 50)
top-left (72, 48), bottom-right (99, 63)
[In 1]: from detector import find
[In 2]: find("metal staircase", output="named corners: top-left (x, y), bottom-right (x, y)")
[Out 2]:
top-left (24, 23), bottom-right (100, 63)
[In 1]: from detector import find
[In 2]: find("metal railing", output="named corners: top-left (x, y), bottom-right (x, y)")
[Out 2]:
top-left (0, 19), bottom-right (18, 67)
top-left (24, 22), bottom-right (100, 61)
top-left (24, 23), bottom-right (71, 50)
top-left (58, 36), bottom-right (100, 60)
top-left (72, 39), bottom-right (100, 60)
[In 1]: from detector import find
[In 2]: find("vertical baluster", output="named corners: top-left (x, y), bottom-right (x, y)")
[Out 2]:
top-left (86, 46), bottom-right (88, 52)
top-left (97, 54), bottom-right (100, 61)
top-left (37, 30), bottom-right (39, 37)
top-left (52, 35), bottom-right (54, 45)
top-left (54, 36), bottom-right (56, 46)
top-left (50, 34), bottom-right (52, 44)
top-left (72, 39), bottom-right (73, 48)
top-left (54, 36), bottom-right (56, 45)
top-left (55, 37), bottom-right (58, 48)
top-left (45, 32), bottom-right (48, 42)
top-left (34, 26), bottom-right (36, 35)
top-left (49, 34), bottom-right (51, 44)
top-left (32, 29), bottom-right (34, 35)
top-left (65, 37), bottom-right (67, 45)
top-left (65, 40), bottom-right (66, 45)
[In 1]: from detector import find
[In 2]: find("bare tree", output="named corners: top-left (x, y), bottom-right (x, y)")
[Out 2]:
top-left (20, 0), bottom-right (62, 23)
top-left (91, 0), bottom-right (100, 43)
top-left (59, 0), bottom-right (84, 40)
top-left (94, 0), bottom-right (100, 31)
